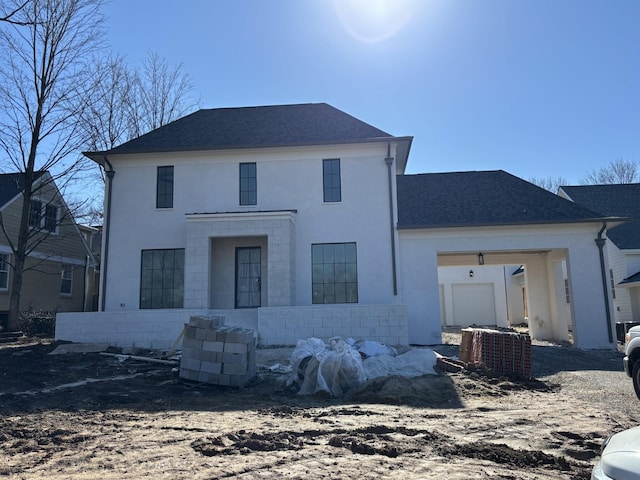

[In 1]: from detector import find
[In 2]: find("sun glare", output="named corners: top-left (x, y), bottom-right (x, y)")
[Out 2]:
top-left (332, 0), bottom-right (417, 44)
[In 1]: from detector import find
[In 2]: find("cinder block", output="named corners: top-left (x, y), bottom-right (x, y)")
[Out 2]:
top-left (184, 326), bottom-right (197, 339)
top-left (218, 374), bottom-right (231, 386)
top-left (201, 361), bottom-right (222, 374)
top-left (180, 357), bottom-right (201, 371)
top-left (199, 350), bottom-right (214, 362)
top-left (224, 342), bottom-right (248, 354)
top-left (202, 341), bottom-right (224, 352)
top-left (189, 316), bottom-right (212, 330)
top-left (235, 330), bottom-right (254, 344)
top-left (198, 371), bottom-right (220, 384)
top-left (181, 347), bottom-right (201, 360)
top-left (222, 352), bottom-right (248, 365)
top-left (182, 337), bottom-right (203, 350)
top-left (195, 328), bottom-right (207, 340)
top-left (179, 368), bottom-right (200, 382)
top-left (223, 362), bottom-right (248, 375)
top-left (205, 329), bottom-right (218, 341)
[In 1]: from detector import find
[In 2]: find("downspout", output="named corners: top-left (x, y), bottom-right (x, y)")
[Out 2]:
top-left (595, 222), bottom-right (613, 343)
top-left (385, 143), bottom-right (398, 295)
top-left (101, 156), bottom-right (115, 312)
top-left (82, 255), bottom-right (88, 312)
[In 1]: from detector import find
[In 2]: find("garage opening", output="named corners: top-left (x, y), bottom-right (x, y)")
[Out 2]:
top-left (437, 250), bottom-right (574, 345)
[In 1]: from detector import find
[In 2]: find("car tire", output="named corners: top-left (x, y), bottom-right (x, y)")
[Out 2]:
top-left (633, 361), bottom-right (640, 400)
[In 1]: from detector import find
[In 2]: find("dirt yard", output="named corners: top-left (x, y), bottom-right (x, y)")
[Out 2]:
top-left (1, 334), bottom-right (639, 480)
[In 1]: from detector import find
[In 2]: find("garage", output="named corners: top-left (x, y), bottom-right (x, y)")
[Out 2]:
top-left (451, 283), bottom-right (496, 327)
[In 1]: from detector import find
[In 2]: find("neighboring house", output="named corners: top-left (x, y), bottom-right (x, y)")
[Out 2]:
top-left (0, 172), bottom-right (97, 330)
top-left (55, 104), bottom-right (620, 349)
top-left (559, 184), bottom-right (640, 330)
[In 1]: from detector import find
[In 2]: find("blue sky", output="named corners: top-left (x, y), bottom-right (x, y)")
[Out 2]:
top-left (104, 0), bottom-right (639, 183)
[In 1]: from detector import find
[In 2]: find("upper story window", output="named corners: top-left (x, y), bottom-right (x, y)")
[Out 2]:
top-left (44, 204), bottom-right (58, 232)
top-left (156, 166), bottom-right (174, 209)
top-left (60, 264), bottom-right (72, 296)
top-left (323, 158), bottom-right (341, 202)
top-left (28, 200), bottom-right (59, 233)
top-left (28, 200), bottom-right (42, 228)
top-left (239, 162), bottom-right (257, 206)
top-left (0, 253), bottom-right (9, 290)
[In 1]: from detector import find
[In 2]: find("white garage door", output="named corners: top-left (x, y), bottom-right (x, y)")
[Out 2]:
top-left (451, 283), bottom-right (496, 327)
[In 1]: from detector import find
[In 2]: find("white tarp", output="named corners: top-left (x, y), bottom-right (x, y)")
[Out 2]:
top-left (288, 337), bottom-right (437, 397)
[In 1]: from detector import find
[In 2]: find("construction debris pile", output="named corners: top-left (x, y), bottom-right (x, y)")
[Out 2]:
top-left (179, 316), bottom-right (257, 387)
top-left (287, 336), bottom-right (438, 397)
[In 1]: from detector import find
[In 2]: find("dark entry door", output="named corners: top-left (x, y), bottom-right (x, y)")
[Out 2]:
top-left (235, 247), bottom-right (261, 308)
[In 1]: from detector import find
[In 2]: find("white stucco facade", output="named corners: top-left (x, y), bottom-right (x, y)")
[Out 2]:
top-left (56, 141), bottom-right (410, 347)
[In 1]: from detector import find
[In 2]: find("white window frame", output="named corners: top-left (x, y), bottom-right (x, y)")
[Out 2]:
top-left (29, 199), bottom-right (59, 234)
top-left (61, 264), bottom-right (73, 296)
top-left (0, 253), bottom-right (9, 291)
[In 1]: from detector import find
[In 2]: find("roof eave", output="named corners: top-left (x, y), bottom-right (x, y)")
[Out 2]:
top-left (397, 217), bottom-right (625, 230)
top-left (84, 136), bottom-right (410, 162)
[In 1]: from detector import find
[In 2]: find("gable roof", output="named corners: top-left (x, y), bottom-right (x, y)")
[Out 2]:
top-left (559, 184), bottom-right (640, 250)
top-left (397, 170), bottom-right (613, 229)
top-left (0, 172), bottom-right (46, 208)
top-left (84, 103), bottom-right (412, 168)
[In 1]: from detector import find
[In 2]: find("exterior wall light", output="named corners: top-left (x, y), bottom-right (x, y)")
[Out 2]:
top-left (469, 270), bottom-right (474, 278)
top-left (478, 252), bottom-right (484, 265)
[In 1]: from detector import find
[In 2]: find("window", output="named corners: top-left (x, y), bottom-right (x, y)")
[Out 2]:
top-left (28, 200), bottom-right (42, 228)
top-left (239, 162), bottom-right (257, 206)
top-left (140, 249), bottom-right (184, 309)
top-left (610, 269), bottom-right (616, 300)
top-left (564, 279), bottom-right (570, 304)
top-left (61, 264), bottom-right (72, 295)
top-left (156, 166), bottom-right (174, 208)
top-left (0, 253), bottom-right (9, 290)
top-left (312, 242), bottom-right (358, 304)
top-left (44, 204), bottom-right (58, 232)
top-left (322, 158), bottom-right (341, 202)
top-left (28, 200), bottom-right (58, 232)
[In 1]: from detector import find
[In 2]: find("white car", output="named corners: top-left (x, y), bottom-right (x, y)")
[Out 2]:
top-left (592, 426), bottom-right (640, 480)
top-left (624, 325), bottom-right (640, 400)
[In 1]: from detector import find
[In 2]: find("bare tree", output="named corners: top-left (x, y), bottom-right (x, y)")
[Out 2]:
top-left (0, 0), bottom-right (30, 25)
top-left (79, 51), bottom-right (198, 225)
top-left (80, 54), bottom-right (134, 154)
top-left (83, 51), bottom-right (198, 151)
top-left (582, 159), bottom-right (639, 184)
top-left (127, 51), bottom-right (199, 139)
top-left (528, 176), bottom-right (568, 193)
top-left (0, 0), bottom-right (105, 330)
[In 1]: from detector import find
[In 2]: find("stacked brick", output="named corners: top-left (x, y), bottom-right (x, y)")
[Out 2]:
top-left (179, 316), bottom-right (257, 387)
top-left (460, 328), bottom-right (532, 378)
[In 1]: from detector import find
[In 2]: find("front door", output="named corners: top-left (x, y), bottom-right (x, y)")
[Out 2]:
top-left (235, 247), bottom-right (261, 308)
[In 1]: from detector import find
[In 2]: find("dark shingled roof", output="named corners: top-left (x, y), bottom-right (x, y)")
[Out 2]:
top-left (0, 172), bottom-right (46, 208)
top-left (620, 270), bottom-right (640, 286)
top-left (397, 170), bottom-right (609, 229)
top-left (560, 184), bottom-right (640, 250)
top-left (87, 103), bottom-right (395, 157)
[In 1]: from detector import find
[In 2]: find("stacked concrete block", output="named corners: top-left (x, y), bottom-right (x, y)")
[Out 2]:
top-left (179, 315), bottom-right (257, 387)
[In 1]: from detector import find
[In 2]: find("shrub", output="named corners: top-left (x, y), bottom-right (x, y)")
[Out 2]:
top-left (19, 311), bottom-right (56, 337)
